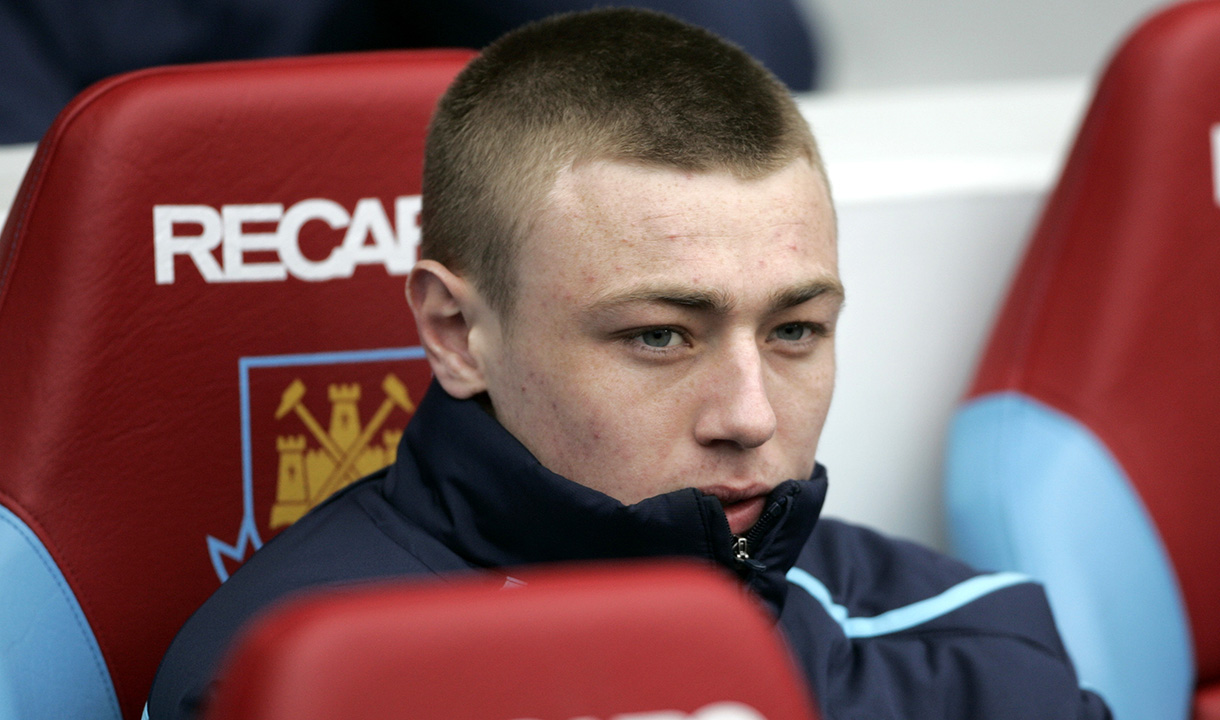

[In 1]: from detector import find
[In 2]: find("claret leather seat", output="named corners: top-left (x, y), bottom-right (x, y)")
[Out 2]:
top-left (946, 2), bottom-right (1220, 718)
top-left (0, 49), bottom-right (473, 720)
top-left (202, 562), bottom-right (821, 720)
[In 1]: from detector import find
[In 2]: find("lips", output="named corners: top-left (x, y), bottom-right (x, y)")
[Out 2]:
top-left (702, 486), bottom-right (771, 535)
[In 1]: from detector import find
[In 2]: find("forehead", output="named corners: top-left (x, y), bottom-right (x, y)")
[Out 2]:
top-left (517, 159), bottom-right (837, 296)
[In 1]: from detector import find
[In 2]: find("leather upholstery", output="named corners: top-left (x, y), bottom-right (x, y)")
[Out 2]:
top-left (1196, 683), bottom-right (1220, 720)
top-left (947, 1), bottom-right (1220, 717)
top-left (202, 561), bottom-right (821, 720)
top-left (0, 49), bottom-right (473, 719)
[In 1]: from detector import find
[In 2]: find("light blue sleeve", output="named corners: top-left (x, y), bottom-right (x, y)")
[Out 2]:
top-left (946, 392), bottom-right (1193, 720)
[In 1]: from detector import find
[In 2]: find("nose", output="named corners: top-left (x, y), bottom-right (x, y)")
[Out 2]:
top-left (693, 337), bottom-right (777, 449)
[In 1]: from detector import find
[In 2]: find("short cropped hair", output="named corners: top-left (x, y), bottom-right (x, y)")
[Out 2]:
top-left (420, 7), bottom-right (823, 315)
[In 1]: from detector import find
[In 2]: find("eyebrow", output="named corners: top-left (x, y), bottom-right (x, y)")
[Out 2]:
top-left (586, 278), bottom-right (845, 317)
top-left (768, 278), bottom-right (846, 313)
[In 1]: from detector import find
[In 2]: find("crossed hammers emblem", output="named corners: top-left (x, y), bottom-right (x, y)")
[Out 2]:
top-left (274, 373), bottom-right (416, 503)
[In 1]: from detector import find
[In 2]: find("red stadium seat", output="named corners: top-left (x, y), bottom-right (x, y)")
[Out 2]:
top-left (945, 2), bottom-right (1220, 719)
top-left (203, 561), bottom-right (821, 720)
top-left (0, 49), bottom-right (474, 720)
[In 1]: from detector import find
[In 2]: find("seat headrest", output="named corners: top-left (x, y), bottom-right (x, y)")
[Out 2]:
top-left (0, 49), bottom-right (473, 718)
top-left (968, 0), bottom-right (1220, 680)
top-left (203, 561), bottom-right (821, 720)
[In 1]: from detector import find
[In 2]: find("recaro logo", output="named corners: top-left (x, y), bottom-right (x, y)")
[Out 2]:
top-left (153, 196), bottom-right (420, 284)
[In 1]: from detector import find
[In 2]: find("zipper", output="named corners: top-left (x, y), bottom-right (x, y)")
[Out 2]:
top-left (733, 536), bottom-right (765, 572)
top-left (730, 490), bottom-right (796, 573)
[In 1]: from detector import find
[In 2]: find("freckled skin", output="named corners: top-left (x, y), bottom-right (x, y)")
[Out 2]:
top-left (476, 159), bottom-right (842, 532)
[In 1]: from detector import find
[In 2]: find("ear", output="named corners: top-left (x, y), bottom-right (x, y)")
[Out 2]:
top-left (406, 260), bottom-right (496, 399)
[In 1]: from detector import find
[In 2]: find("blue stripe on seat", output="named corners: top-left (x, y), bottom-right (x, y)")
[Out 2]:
top-left (0, 506), bottom-right (121, 720)
top-left (787, 566), bottom-right (1032, 638)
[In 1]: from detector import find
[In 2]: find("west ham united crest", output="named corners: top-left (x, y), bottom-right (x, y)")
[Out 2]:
top-left (208, 347), bottom-right (432, 581)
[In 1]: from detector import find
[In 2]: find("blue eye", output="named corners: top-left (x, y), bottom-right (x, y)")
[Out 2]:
top-left (774, 323), bottom-right (813, 342)
top-left (638, 328), bottom-right (680, 348)
top-left (771, 324), bottom-right (819, 344)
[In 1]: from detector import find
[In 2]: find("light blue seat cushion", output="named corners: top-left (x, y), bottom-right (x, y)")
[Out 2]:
top-left (0, 505), bottom-right (121, 720)
top-left (946, 392), bottom-right (1193, 720)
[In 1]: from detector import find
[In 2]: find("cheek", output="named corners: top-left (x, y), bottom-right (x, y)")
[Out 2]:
top-left (506, 359), bottom-right (642, 466)
top-left (774, 358), bottom-right (835, 441)
top-left (557, 384), bottom-right (693, 501)
top-left (570, 383), bottom-right (668, 457)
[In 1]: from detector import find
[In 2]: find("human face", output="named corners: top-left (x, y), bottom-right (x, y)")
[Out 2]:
top-left (478, 158), bottom-right (842, 535)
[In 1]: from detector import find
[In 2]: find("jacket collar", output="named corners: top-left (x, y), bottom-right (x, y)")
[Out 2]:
top-left (386, 382), bottom-right (828, 614)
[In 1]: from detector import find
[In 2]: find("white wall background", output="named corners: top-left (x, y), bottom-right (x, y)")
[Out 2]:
top-left (805, 0), bottom-right (1167, 91)
top-left (800, 79), bottom-right (1088, 551)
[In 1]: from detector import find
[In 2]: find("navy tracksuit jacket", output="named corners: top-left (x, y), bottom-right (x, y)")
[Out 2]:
top-left (149, 383), bottom-right (1112, 719)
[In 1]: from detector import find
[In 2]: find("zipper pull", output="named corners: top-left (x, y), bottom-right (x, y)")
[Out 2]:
top-left (733, 536), bottom-right (766, 573)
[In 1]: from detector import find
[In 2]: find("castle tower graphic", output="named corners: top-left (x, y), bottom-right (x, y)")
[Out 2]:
top-left (270, 374), bottom-right (413, 529)
top-left (327, 383), bottom-right (362, 450)
top-left (274, 435), bottom-right (309, 506)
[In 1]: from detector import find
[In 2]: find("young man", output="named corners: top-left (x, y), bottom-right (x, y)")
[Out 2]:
top-left (150, 9), bottom-right (1112, 719)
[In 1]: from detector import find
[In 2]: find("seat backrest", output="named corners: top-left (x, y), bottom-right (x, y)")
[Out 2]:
top-left (202, 561), bottom-right (821, 720)
top-left (945, 2), bottom-right (1220, 719)
top-left (0, 49), bottom-right (473, 720)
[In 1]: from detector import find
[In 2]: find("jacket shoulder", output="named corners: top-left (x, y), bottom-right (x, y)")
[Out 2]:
top-left (781, 518), bottom-right (1112, 719)
top-left (148, 471), bottom-right (466, 720)
top-left (796, 517), bottom-right (980, 615)
top-left (788, 517), bottom-right (1066, 650)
